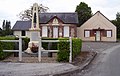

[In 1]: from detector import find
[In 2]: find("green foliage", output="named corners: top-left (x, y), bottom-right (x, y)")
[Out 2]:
top-left (0, 37), bottom-right (15, 60)
top-left (57, 38), bottom-right (82, 62)
top-left (111, 12), bottom-right (120, 38)
top-left (75, 2), bottom-right (92, 27)
top-left (1, 20), bottom-right (13, 36)
top-left (72, 38), bottom-right (82, 58)
top-left (57, 38), bottom-right (69, 62)
top-left (22, 37), bottom-right (30, 50)
top-left (14, 37), bottom-right (30, 51)
top-left (42, 38), bottom-right (58, 50)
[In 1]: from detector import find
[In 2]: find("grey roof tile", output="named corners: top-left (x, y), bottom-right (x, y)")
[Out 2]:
top-left (40, 13), bottom-right (78, 23)
top-left (12, 13), bottom-right (78, 31)
top-left (12, 21), bottom-right (31, 30)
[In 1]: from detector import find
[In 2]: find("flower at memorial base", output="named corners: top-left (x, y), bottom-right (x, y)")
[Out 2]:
top-left (31, 43), bottom-right (38, 53)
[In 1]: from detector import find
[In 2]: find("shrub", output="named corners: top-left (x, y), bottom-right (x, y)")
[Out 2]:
top-left (42, 38), bottom-right (58, 50)
top-left (22, 37), bottom-right (30, 50)
top-left (57, 38), bottom-right (82, 62)
top-left (57, 38), bottom-right (69, 62)
top-left (0, 37), bottom-right (15, 60)
top-left (72, 38), bottom-right (82, 58)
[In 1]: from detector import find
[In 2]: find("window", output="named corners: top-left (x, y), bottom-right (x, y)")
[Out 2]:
top-left (64, 26), bottom-right (69, 37)
top-left (84, 30), bottom-right (90, 37)
top-left (22, 31), bottom-right (25, 36)
top-left (42, 26), bottom-right (48, 37)
top-left (107, 30), bottom-right (112, 37)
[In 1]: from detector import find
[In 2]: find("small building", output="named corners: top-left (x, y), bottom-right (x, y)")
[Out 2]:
top-left (77, 11), bottom-right (116, 42)
top-left (12, 13), bottom-right (78, 38)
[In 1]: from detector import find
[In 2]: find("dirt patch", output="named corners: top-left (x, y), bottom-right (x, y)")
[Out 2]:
top-left (1, 51), bottom-right (96, 64)
top-left (72, 51), bottom-right (96, 66)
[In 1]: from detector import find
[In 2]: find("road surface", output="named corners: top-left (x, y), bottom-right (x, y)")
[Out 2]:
top-left (79, 44), bottom-right (120, 76)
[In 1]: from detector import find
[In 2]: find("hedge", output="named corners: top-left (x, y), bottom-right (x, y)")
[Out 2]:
top-left (57, 38), bottom-right (82, 62)
top-left (0, 37), bottom-right (15, 60)
top-left (57, 38), bottom-right (69, 62)
top-left (22, 37), bottom-right (30, 50)
top-left (42, 38), bottom-right (58, 50)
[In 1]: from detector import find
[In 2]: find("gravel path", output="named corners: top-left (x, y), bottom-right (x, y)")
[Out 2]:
top-left (0, 63), bottom-right (77, 76)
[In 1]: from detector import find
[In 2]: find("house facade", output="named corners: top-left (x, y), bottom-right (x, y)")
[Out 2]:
top-left (77, 11), bottom-right (116, 42)
top-left (12, 13), bottom-right (78, 38)
top-left (12, 3), bottom-right (116, 42)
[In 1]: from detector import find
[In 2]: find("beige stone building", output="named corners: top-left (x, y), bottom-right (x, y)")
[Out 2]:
top-left (77, 11), bottom-right (116, 42)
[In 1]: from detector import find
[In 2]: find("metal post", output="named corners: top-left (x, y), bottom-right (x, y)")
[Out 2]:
top-left (19, 37), bottom-right (22, 61)
top-left (69, 37), bottom-right (72, 63)
top-left (38, 37), bottom-right (41, 62)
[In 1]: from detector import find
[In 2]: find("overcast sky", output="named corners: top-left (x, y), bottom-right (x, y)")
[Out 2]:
top-left (0, 0), bottom-right (120, 28)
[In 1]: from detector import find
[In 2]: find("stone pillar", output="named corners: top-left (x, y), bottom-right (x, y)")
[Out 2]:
top-left (31, 3), bottom-right (40, 30)
top-left (25, 3), bottom-right (42, 53)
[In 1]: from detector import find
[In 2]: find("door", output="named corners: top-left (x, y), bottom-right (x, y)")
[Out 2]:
top-left (53, 26), bottom-right (58, 38)
top-left (96, 31), bottom-right (100, 41)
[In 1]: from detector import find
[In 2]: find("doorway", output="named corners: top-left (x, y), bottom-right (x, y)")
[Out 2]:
top-left (96, 31), bottom-right (101, 41)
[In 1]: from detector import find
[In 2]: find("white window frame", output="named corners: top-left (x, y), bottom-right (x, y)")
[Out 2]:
top-left (64, 26), bottom-right (69, 37)
top-left (85, 30), bottom-right (90, 37)
top-left (107, 30), bottom-right (112, 37)
top-left (53, 26), bottom-right (58, 38)
top-left (42, 26), bottom-right (48, 37)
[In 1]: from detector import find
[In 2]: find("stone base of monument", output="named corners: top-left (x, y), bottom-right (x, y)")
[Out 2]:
top-left (25, 41), bottom-right (44, 54)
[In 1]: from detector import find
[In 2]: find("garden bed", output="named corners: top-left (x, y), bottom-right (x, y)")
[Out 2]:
top-left (1, 51), bottom-right (96, 64)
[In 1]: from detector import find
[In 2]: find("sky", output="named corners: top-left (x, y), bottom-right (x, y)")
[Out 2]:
top-left (0, 0), bottom-right (120, 28)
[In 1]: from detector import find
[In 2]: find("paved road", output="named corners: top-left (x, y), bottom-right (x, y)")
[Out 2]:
top-left (82, 42), bottom-right (119, 53)
top-left (79, 43), bottom-right (120, 76)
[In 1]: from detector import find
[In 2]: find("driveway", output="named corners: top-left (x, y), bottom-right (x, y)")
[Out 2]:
top-left (82, 42), bottom-right (119, 52)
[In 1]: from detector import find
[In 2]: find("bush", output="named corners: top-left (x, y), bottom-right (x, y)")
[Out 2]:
top-left (57, 38), bottom-right (69, 62)
top-left (0, 37), bottom-right (15, 60)
top-left (72, 38), bottom-right (82, 58)
top-left (42, 38), bottom-right (58, 50)
top-left (57, 38), bottom-right (82, 62)
top-left (22, 37), bottom-right (30, 50)
top-left (117, 34), bottom-right (120, 39)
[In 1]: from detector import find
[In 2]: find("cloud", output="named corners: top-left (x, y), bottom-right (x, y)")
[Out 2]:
top-left (0, 0), bottom-right (120, 28)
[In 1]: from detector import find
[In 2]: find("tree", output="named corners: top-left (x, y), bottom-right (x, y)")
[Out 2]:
top-left (111, 12), bottom-right (120, 38)
top-left (75, 2), bottom-right (92, 27)
top-left (18, 4), bottom-right (49, 20)
top-left (1, 20), bottom-right (12, 36)
top-left (0, 28), bottom-right (2, 36)
top-left (2, 20), bottom-right (6, 30)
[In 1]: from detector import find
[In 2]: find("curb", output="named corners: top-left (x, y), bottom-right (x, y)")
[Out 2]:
top-left (51, 52), bottom-right (97, 76)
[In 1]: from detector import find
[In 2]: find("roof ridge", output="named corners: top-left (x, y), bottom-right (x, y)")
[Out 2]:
top-left (40, 12), bottom-right (77, 14)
